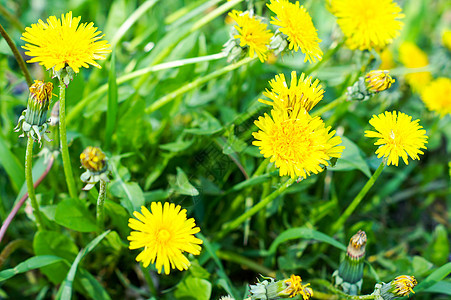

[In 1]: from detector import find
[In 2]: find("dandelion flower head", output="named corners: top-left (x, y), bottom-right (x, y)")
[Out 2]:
top-left (283, 275), bottom-right (313, 299)
top-left (365, 111), bottom-right (428, 166)
top-left (21, 11), bottom-right (111, 73)
top-left (392, 275), bottom-right (417, 296)
top-left (421, 77), bottom-right (451, 117)
top-left (228, 10), bottom-right (272, 62)
top-left (128, 202), bottom-right (203, 274)
top-left (267, 0), bottom-right (323, 63)
top-left (330, 0), bottom-right (404, 51)
top-left (253, 103), bottom-right (344, 179)
top-left (260, 71), bottom-right (324, 112)
top-left (399, 41), bottom-right (431, 92)
top-left (442, 29), bottom-right (451, 51)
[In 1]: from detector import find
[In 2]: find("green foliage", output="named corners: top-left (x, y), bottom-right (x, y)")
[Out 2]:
top-left (0, 0), bottom-right (449, 299)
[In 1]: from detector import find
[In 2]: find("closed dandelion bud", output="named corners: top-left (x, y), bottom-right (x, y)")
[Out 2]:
top-left (15, 80), bottom-right (53, 146)
top-left (365, 70), bottom-right (395, 93)
top-left (333, 230), bottom-right (367, 295)
top-left (269, 30), bottom-right (289, 56)
top-left (249, 275), bottom-right (313, 299)
top-left (376, 275), bottom-right (417, 299)
top-left (346, 70), bottom-right (394, 101)
top-left (80, 146), bottom-right (110, 190)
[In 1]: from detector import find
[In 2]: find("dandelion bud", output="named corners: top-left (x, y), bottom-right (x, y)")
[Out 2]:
top-left (269, 30), bottom-right (289, 56)
top-left (365, 70), bottom-right (395, 93)
top-left (333, 230), bottom-right (367, 295)
top-left (80, 146), bottom-right (110, 190)
top-left (15, 80), bottom-right (53, 146)
top-left (249, 275), bottom-right (313, 299)
top-left (346, 70), bottom-right (394, 101)
top-left (376, 275), bottom-right (417, 299)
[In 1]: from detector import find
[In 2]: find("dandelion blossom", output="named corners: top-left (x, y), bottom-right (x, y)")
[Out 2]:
top-left (331, 0), bottom-right (404, 51)
top-left (365, 111), bottom-right (428, 166)
top-left (253, 104), bottom-right (344, 179)
top-left (267, 0), bottom-right (323, 63)
top-left (260, 71), bottom-right (324, 112)
top-left (399, 41), bottom-right (431, 92)
top-left (421, 77), bottom-right (451, 117)
top-left (21, 11), bottom-right (111, 73)
top-left (128, 202), bottom-right (203, 275)
top-left (228, 10), bottom-right (272, 62)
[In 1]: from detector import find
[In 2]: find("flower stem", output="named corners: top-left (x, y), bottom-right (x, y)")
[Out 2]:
top-left (25, 138), bottom-right (44, 230)
top-left (0, 23), bottom-right (33, 86)
top-left (311, 279), bottom-right (376, 299)
top-left (330, 162), bottom-right (385, 234)
top-left (215, 177), bottom-right (296, 240)
top-left (59, 80), bottom-right (78, 199)
top-left (311, 94), bottom-right (347, 118)
top-left (97, 180), bottom-right (107, 228)
top-left (145, 56), bottom-right (255, 113)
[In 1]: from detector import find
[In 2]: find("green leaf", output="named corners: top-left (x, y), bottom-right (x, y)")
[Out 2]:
top-left (268, 227), bottom-right (346, 256)
top-left (423, 281), bottom-right (451, 295)
top-left (33, 231), bottom-right (79, 284)
top-left (174, 276), bottom-right (212, 300)
top-left (184, 111), bottom-right (222, 135)
top-left (0, 255), bottom-right (64, 282)
top-left (168, 167), bottom-right (199, 196)
top-left (332, 137), bottom-right (371, 178)
top-left (54, 199), bottom-right (99, 232)
top-left (105, 50), bottom-right (118, 149)
top-left (110, 181), bottom-right (145, 214)
top-left (78, 269), bottom-right (112, 300)
top-left (424, 224), bottom-right (450, 266)
top-left (159, 139), bottom-right (194, 152)
top-left (415, 262), bottom-right (451, 292)
top-left (0, 133), bottom-right (24, 191)
top-left (57, 231), bottom-right (110, 300)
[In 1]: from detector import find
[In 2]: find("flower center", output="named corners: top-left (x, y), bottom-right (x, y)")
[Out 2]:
top-left (157, 229), bottom-right (171, 242)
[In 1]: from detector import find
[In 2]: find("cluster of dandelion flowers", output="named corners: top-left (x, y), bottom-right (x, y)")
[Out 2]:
top-left (260, 71), bottom-right (324, 113)
top-left (253, 104), bottom-right (344, 179)
top-left (365, 111), bottom-right (428, 166)
top-left (421, 78), bottom-right (451, 117)
top-left (128, 202), bottom-right (203, 274)
top-left (330, 0), bottom-right (404, 51)
top-left (228, 10), bottom-right (272, 62)
top-left (267, 0), bottom-right (323, 63)
top-left (399, 41), bottom-right (431, 92)
top-left (21, 11), bottom-right (111, 73)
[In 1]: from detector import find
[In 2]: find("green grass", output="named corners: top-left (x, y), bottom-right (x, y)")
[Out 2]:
top-left (0, 0), bottom-right (450, 299)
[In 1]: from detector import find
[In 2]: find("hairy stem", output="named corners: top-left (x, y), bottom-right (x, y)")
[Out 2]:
top-left (25, 138), bottom-right (44, 230)
top-left (97, 180), bottom-right (107, 229)
top-left (0, 23), bottom-right (33, 86)
top-left (59, 80), bottom-right (78, 199)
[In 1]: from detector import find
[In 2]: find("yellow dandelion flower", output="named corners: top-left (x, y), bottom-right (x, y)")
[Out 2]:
top-left (128, 202), bottom-right (203, 275)
top-left (365, 70), bottom-right (395, 93)
top-left (365, 111), bottom-right (428, 166)
top-left (442, 29), bottom-right (451, 51)
top-left (421, 77), bottom-right (451, 117)
top-left (260, 71), bottom-right (324, 112)
top-left (21, 11), bottom-right (111, 73)
top-left (267, 0), bottom-right (323, 63)
top-left (282, 275), bottom-right (313, 299)
top-left (228, 10), bottom-right (272, 62)
top-left (399, 41), bottom-right (431, 92)
top-left (392, 275), bottom-right (417, 296)
top-left (330, 0), bottom-right (404, 51)
top-left (252, 103), bottom-right (344, 179)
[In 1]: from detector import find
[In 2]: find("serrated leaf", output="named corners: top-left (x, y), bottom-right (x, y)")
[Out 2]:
top-left (333, 136), bottom-right (371, 177)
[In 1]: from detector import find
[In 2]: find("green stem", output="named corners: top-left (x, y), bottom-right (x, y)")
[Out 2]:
top-left (97, 180), bottom-right (107, 228)
top-left (330, 162), bottom-right (385, 234)
top-left (66, 52), bottom-right (226, 123)
top-left (216, 250), bottom-right (276, 277)
top-left (145, 56), bottom-right (255, 113)
top-left (311, 94), bottom-right (347, 118)
top-left (0, 23), bottom-right (33, 86)
top-left (216, 177), bottom-right (296, 240)
top-left (140, 263), bottom-right (157, 297)
top-left (311, 279), bottom-right (376, 299)
top-left (25, 138), bottom-right (44, 230)
top-left (59, 80), bottom-right (78, 199)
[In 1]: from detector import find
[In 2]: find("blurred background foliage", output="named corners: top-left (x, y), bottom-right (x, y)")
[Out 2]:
top-left (0, 0), bottom-right (450, 299)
